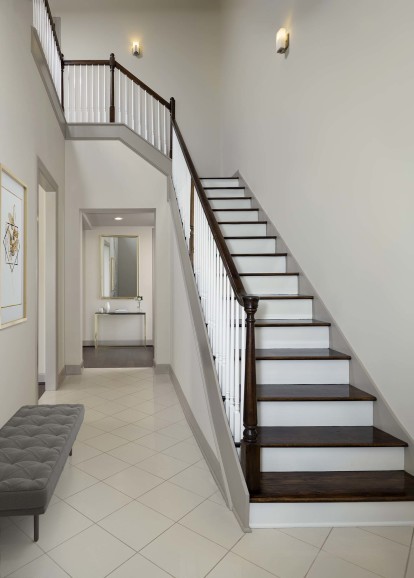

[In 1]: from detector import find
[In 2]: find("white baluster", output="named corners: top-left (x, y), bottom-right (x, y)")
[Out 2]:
top-left (131, 80), bottom-right (135, 131)
top-left (163, 106), bottom-right (167, 155)
top-left (144, 92), bottom-right (148, 141)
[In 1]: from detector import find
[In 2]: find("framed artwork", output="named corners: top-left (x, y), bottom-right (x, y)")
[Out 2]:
top-left (0, 166), bottom-right (27, 328)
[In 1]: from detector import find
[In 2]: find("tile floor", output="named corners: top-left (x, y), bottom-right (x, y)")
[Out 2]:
top-left (0, 368), bottom-right (413, 578)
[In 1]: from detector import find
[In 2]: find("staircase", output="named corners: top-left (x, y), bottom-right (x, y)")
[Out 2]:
top-left (202, 176), bottom-right (414, 527)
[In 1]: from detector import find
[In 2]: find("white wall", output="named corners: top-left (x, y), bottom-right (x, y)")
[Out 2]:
top-left (220, 0), bottom-right (414, 437)
top-left (65, 140), bottom-right (170, 369)
top-left (83, 226), bottom-right (153, 344)
top-left (0, 0), bottom-right (65, 424)
top-left (50, 0), bottom-right (221, 175)
top-left (38, 186), bottom-right (46, 377)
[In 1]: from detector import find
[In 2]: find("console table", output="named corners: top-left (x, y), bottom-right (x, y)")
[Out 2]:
top-left (94, 311), bottom-right (146, 348)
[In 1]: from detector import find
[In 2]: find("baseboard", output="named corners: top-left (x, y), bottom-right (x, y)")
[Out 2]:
top-left (83, 340), bottom-right (153, 347)
top-left (38, 373), bottom-right (46, 384)
top-left (169, 367), bottom-right (227, 503)
top-left (154, 363), bottom-right (170, 375)
top-left (65, 363), bottom-right (83, 376)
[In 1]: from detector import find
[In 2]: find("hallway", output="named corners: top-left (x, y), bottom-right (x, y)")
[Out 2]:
top-left (0, 369), bottom-right (413, 577)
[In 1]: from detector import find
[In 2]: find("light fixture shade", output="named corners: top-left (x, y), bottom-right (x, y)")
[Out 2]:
top-left (276, 28), bottom-right (289, 54)
top-left (132, 41), bottom-right (140, 56)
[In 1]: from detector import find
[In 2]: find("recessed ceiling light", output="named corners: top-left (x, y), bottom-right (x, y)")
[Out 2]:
top-left (114, 217), bottom-right (123, 221)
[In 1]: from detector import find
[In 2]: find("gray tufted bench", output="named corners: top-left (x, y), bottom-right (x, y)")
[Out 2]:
top-left (0, 404), bottom-right (84, 541)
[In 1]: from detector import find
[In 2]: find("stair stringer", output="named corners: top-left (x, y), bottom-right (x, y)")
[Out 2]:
top-left (235, 170), bottom-right (414, 477)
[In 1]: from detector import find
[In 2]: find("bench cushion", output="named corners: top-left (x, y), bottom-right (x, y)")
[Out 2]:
top-left (0, 404), bottom-right (84, 514)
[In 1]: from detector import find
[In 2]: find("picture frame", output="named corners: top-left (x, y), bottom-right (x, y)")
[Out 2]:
top-left (0, 165), bottom-right (27, 329)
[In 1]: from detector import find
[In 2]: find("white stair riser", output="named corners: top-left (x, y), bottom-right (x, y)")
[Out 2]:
top-left (242, 275), bottom-right (298, 295)
top-left (261, 447), bottom-right (404, 472)
top-left (257, 299), bottom-right (313, 319)
top-left (219, 223), bottom-right (267, 237)
top-left (258, 401), bottom-right (373, 427)
top-left (250, 501), bottom-right (414, 528)
top-left (233, 256), bottom-right (286, 274)
top-left (257, 359), bottom-right (350, 384)
top-left (202, 178), bottom-right (240, 188)
top-left (214, 210), bottom-right (259, 222)
top-left (206, 188), bottom-right (245, 198)
top-left (256, 326), bottom-right (329, 349)
top-left (226, 238), bottom-right (276, 254)
top-left (209, 198), bottom-right (251, 209)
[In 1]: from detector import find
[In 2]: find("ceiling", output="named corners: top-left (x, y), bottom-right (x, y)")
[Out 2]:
top-left (82, 209), bottom-right (155, 229)
top-left (50, 0), bottom-right (219, 12)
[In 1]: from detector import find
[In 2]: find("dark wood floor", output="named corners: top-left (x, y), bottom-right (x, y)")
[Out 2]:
top-left (83, 346), bottom-right (154, 368)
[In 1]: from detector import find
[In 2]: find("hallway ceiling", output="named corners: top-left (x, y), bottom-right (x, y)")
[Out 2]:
top-left (82, 209), bottom-right (155, 229)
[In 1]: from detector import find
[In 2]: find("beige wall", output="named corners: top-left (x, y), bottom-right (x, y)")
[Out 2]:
top-left (83, 226), bottom-right (153, 344)
top-left (65, 140), bottom-right (170, 370)
top-left (50, 0), bottom-right (221, 175)
top-left (220, 0), bottom-right (414, 437)
top-left (0, 1), bottom-right (65, 423)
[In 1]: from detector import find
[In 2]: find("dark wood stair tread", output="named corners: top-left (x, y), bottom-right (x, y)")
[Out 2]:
top-left (203, 186), bottom-right (245, 190)
top-left (212, 208), bottom-right (258, 212)
top-left (250, 471), bottom-right (414, 503)
top-left (224, 236), bottom-right (276, 240)
top-left (232, 253), bottom-right (287, 257)
top-left (257, 384), bottom-right (376, 402)
top-left (256, 426), bottom-right (407, 448)
top-left (258, 295), bottom-right (313, 300)
top-left (218, 220), bottom-right (267, 225)
top-left (254, 348), bottom-right (351, 360)
top-left (208, 196), bottom-right (252, 200)
top-left (240, 272), bottom-right (299, 277)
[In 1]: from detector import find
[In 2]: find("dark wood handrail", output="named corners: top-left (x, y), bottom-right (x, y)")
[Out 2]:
top-left (42, 0), bottom-right (64, 61)
top-left (171, 117), bottom-right (250, 306)
top-left (115, 62), bottom-right (170, 109)
top-left (64, 60), bottom-right (110, 66)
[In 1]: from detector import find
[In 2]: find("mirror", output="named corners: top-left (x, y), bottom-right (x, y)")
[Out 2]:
top-left (101, 235), bottom-right (139, 298)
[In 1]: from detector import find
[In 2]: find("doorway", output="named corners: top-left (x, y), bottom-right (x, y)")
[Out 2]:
top-left (37, 181), bottom-right (57, 395)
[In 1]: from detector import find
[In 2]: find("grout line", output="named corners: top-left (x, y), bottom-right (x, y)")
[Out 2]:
top-left (358, 525), bottom-right (414, 548)
top-left (404, 526), bottom-right (414, 578)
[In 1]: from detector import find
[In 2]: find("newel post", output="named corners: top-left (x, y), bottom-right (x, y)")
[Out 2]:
top-left (109, 53), bottom-right (116, 123)
top-left (241, 295), bottom-right (260, 493)
top-left (169, 97), bottom-right (176, 159)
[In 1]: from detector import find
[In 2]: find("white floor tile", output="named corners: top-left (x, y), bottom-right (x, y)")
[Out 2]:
top-left (107, 441), bottom-right (156, 464)
top-left (76, 423), bottom-right (104, 442)
top-left (113, 423), bottom-right (152, 441)
top-left (76, 453), bottom-right (130, 480)
top-left (65, 482), bottom-right (132, 521)
top-left (69, 441), bottom-right (102, 465)
top-left (158, 423), bottom-right (193, 441)
top-left (84, 432), bottom-right (128, 452)
top-left (54, 465), bottom-right (98, 499)
top-left (232, 529), bottom-right (318, 578)
top-left (323, 527), bottom-right (409, 578)
top-left (137, 481), bottom-right (205, 521)
top-left (169, 464), bottom-right (218, 498)
top-left (6, 554), bottom-right (70, 578)
top-left (155, 405), bottom-right (185, 423)
top-left (92, 416), bottom-right (129, 432)
top-left (48, 525), bottom-right (135, 578)
top-left (114, 408), bottom-right (149, 423)
top-left (137, 416), bottom-right (175, 432)
top-left (162, 440), bottom-right (203, 464)
top-left (137, 432), bottom-right (180, 451)
top-left (13, 501), bottom-right (92, 552)
top-left (360, 525), bottom-right (413, 546)
top-left (136, 453), bottom-right (190, 479)
top-left (207, 552), bottom-right (277, 578)
top-left (141, 523), bottom-right (226, 578)
top-left (99, 502), bottom-right (173, 551)
top-left (105, 466), bottom-right (164, 498)
top-left (83, 408), bottom-right (107, 423)
top-left (0, 524), bottom-right (43, 577)
top-left (406, 548), bottom-right (414, 578)
top-left (307, 550), bottom-right (382, 578)
top-left (180, 500), bottom-right (243, 549)
top-left (278, 526), bottom-right (331, 548)
top-left (208, 491), bottom-right (227, 507)
top-left (106, 553), bottom-right (172, 578)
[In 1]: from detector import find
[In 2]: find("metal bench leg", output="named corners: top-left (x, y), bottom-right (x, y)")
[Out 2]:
top-left (34, 515), bottom-right (39, 542)
top-left (69, 448), bottom-right (73, 456)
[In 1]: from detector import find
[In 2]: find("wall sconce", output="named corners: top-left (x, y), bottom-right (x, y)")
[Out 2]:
top-left (276, 28), bottom-right (289, 54)
top-left (132, 41), bottom-right (140, 56)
